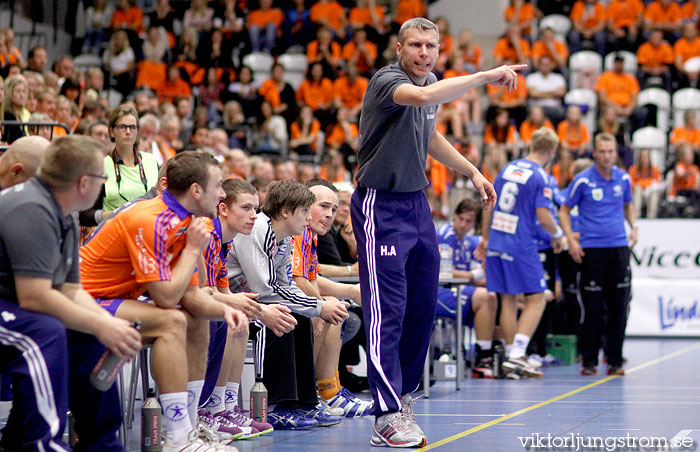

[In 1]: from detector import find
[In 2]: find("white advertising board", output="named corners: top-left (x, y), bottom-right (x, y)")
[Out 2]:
top-left (627, 278), bottom-right (700, 336)
top-left (630, 220), bottom-right (700, 279)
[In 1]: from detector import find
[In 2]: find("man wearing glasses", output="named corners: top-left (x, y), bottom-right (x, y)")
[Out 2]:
top-left (0, 135), bottom-right (142, 451)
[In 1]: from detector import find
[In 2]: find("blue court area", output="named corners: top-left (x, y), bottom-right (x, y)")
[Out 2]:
top-left (119, 337), bottom-right (700, 452)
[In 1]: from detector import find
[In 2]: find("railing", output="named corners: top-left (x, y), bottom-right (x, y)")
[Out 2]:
top-left (0, 120), bottom-right (71, 152)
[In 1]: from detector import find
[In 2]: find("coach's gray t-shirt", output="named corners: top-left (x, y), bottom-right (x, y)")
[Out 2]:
top-left (356, 60), bottom-right (437, 192)
top-left (0, 177), bottom-right (80, 302)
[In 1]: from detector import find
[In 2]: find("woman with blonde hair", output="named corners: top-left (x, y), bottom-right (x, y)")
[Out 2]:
top-left (103, 29), bottom-right (135, 97)
top-left (2, 75), bottom-right (30, 143)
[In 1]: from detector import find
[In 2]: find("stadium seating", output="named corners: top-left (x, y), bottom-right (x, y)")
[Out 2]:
top-left (637, 87), bottom-right (671, 132)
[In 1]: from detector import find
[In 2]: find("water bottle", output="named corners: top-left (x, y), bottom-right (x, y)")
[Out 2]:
top-left (250, 378), bottom-right (268, 423)
top-left (67, 411), bottom-right (77, 447)
top-left (90, 320), bottom-right (141, 391)
top-left (141, 389), bottom-right (162, 451)
top-left (438, 245), bottom-right (453, 279)
top-left (493, 341), bottom-right (505, 380)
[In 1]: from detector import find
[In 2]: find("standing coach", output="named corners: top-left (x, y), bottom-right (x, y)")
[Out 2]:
top-left (560, 133), bottom-right (637, 377)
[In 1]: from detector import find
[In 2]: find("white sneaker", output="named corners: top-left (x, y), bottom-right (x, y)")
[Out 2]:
top-left (162, 429), bottom-right (239, 452)
top-left (370, 412), bottom-right (426, 448)
top-left (400, 394), bottom-right (425, 438)
top-left (196, 417), bottom-right (238, 449)
top-left (318, 394), bottom-right (345, 416)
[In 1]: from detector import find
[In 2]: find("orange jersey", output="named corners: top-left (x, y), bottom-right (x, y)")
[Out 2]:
top-left (306, 40), bottom-right (342, 64)
top-left (607, 0), bottom-right (644, 29)
top-left (570, 1), bottom-right (607, 30)
top-left (310, 1), bottom-right (346, 30)
top-left (342, 41), bottom-right (378, 74)
top-left (486, 74), bottom-right (527, 103)
top-left (637, 40), bottom-right (674, 67)
top-left (492, 36), bottom-right (531, 62)
top-left (157, 78), bottom-right (192, 103)
top-left (394, 0), bottom-right (427, 25)
top-left (483, 123), bottom-right (516, 145)
top-left (628, 164), bottom-right (661, 189)
top-left (80, 191), bottom-right (199, 300)
top-left (318, 165), bottom-right (349, 183)
top-left (504, 3), bottom-right (537, 35)
top-left (552, 162), bottom-right (573, 187)
top-left (557, 120), bottom-right (590, 149)
top-left (673, 36), bottom-right (700, 64)
top-left (202, 217), bottom-right (230, 289)
top-left (644, 1), bottom-right (682, 25)
top-left (680, 1), bottom-right (698, 21)
top-left (247, 8), bottom-right (284, 29)
top-left (462, 44), bottom-right (482, 68)
top-left (349, 5), bottom-right (385, 26)
top-left (532, 40), bottom-right (569, 61)
top-left (291, 225), bottom-right (318, 280)
top-left (111, 5), bottom-right (144, 32)
top-left (669, 162), bottom-right (700, 195)
top-left (333, 75), bottom-right (368, 109)
top-left (519, 120), bottom-right (555, 143)
top-left (670, 126), bottom-right (700, 147)
top-left (259, 79), bottom-right (282, 107)
top-left (326, 122), bottom-right (359, 148)
top-left (595, 71), bottom-right (640, 107)
top-left (296, 78), bottom-right (334, 111)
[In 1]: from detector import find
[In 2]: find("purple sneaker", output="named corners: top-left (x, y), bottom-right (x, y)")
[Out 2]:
top-left (230, 406), bottom-right (274, 435)
top-left (197, 409), bottom-right (243, 443)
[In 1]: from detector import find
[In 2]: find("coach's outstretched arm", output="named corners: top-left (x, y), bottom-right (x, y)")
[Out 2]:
top-left (393, 64), bottom-right (528, 107)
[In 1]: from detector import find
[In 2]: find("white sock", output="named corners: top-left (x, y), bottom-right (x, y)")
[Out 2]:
top-left (509, 333), bottom-right (531, 359)
top-left (476, 340), bottom-right (492, 351)
top-left (159, 392), bottom-right (192, 445)
top-left (225, 382), bottom-right (240, 412)
top-left (187, 380), bottom-right (205, 425)
top-left (205, 386), bottom-right (226, 414)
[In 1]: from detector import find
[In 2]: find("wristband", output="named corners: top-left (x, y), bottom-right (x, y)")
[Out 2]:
top-left (552, 226), bottom-right (564, 239)
top-left (347, 265), bottom-right (353, 276)
top-left (470, 267), bottom-right (485, 282)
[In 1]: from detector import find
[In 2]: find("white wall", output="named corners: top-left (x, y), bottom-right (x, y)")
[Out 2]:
top-left (428, 0), bottom-right (509, 37)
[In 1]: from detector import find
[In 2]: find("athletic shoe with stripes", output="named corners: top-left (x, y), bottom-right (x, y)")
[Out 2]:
top-left (267, 407), bottom-right (319, 430)
top-left (326, 387), bottom-right (373, 417)
top-left (229, 406), bottom-right (274, 435)
top-left (370, 412), bottom-right (426, 448)
top-left (209, 410), bottom-right (260, 439)
top-left (197, 410), bottom-right (242, 444)
top-left (295, 404), bottom-right (343, 427)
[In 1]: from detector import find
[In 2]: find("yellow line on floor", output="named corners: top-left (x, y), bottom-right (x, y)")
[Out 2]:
top-left (419, 342), bottom-right (700, 451)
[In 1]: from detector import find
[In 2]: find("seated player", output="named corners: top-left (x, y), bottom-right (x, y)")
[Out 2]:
top-left (80, 152), bottom-right (248, 451)
top-left (435, 198), bottom-right (497, 378)
top-left (227, 180), bottom-right (349, 430)
top-left (290, 179), bottom-right (371, 416)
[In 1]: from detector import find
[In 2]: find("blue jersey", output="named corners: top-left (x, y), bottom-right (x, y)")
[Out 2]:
top-left (559, 185), bottom-right (581, 233)
top-left (436, 223), bottom-right (480, 271)
top-left (487, 159), bottom-right (553, 254)
top-left (564, 165), bottom-right (632, 248)
top-left (535, 174), bottom-right (562, 251)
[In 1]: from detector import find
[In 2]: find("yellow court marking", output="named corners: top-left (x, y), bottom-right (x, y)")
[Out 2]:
top-left (419, 342), bottom-right (700, 451)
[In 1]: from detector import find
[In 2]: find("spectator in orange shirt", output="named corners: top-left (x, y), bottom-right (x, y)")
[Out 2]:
top-left (318, 148), bottom-right (350, 183)
top-left (637, 29), bottom-right (673, 90)
top-left (325, 107), bottom-right (359, 159)
top-left (673, 22), bottom-right (700, 88)
top-left (520, 106), bottom-right (555, 149)
top-left (532, 27), bottom-right (569, 76)
top-left (434, 16), bottom-right (455, 73)
top-left (643, 0), bottom-right (682, 43)
top-left (443, 51), bottom-right (482, 133)
top-left (493, 25), bottom-right (532, 67)
top-left (307, 27), bottom-right (342, 77)
top-left (290, 105), bottom-right (322, 156)
top-left (486, 72), bottom-right (528, 127)
top-left (111, 0), bottom-right (143, 33)
top-left (606, 0), bottom-right (643, 51)
top-left (484, 108), bottom-right (517, 158)
top-left (1, 29), bottom-right (25, 69)
top-left (504, 0), bottom-right (541, 41)
top-left (259, 63), bottom-right (297, 128)
top-left (569, 0), bottom-right (607, 55)
top-left (247, 0), bottom-right (284, 54)
top-left (680, 0), bottom-right (700, 24)
top-left (333, 64), bottom-right (368, 119)
top-left (342, 28), bottom-right (378, 77)
top-left (157, 64), bottom-right (192, 104)
top-left (456, 29), bottom-right (483, 72)
top-left (595, 55), bottom-right (647, 131)
top-left (557, 105), bottom-right (590, 156)
top-left (310, 0), bottom-right (348, 41)
top-left (349, 0), bottom-right (386, 44)
top-left (551, 147), bottom-right (575, 188)
top-left (629, 148), bottom-right (662, 218)
top-left (296, 62), bottom-right (334, 127)
top-left (668, 144), bottom-right (700, 208)
top-left (670, 110), bottom-right (700, 154)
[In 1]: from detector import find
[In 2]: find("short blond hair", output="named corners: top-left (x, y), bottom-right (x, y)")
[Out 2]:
top-left (594, 132), bottom-right (617, 151)
top-left (530, 127), bottom-right (559, 154)
top-left (38, 135), bottom-right (106, 190)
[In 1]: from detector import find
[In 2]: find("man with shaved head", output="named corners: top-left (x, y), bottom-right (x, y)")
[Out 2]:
top-left (0, 136), bottom-right (51, 189)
